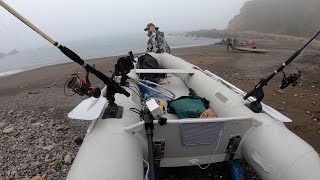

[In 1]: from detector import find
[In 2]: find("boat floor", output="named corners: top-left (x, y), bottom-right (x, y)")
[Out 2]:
top-left (154, 74), bottom-right (190, 120)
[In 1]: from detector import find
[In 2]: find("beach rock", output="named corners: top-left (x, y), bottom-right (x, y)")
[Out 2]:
top-left (64, 154), bottom-right (72, 164)
top-left (61, 164), bottom-right (69, 172)
top-left (28, 91), bottom-right (40, 95)
top-left (8, 109), bottom-right (14, 115)
top-left (32, 122), bottom-right (41, 127)
top-left (48, 108), bottom-right (55, 113)
top-left (2, 127), bottom-right (14, 134)
top-left (313, 118), bottom-right (318, 122)
top-left (311, 85), bottom-right (315, 88)
top-left (293, 93), bottom-right (298, 97)
top-left (56, 125), bottom-right (68, 131)
top-left (56, 125), bottom-right (64, 131)
top-left (275, 89), bottom-right (284, 94)
top-left (48, 161), bottom-right (56, 166)
top-left (0, 122), bottom-right (6, 129)
top-left (278, 107), bottom-right (285, 111)
top-left (43, 145), bottom-right (54, 151)
top-left (31, 175), bottom-right (42, 180)
top-left (45, 154), bottom-right (50, 162)
top-left (306, 111), bottom-right (312, 115)
top-left (74, 136), bottom-right (83, 145)
top-left (29, 118), bottom-right (37, 123)
top-left (9, 170), bottom-right (17, 178)
top-left (41, 173), bottom-right (47, 179)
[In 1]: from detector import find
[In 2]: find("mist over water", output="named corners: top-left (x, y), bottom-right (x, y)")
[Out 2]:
top-left (0, 33), bottom-right (218, 77)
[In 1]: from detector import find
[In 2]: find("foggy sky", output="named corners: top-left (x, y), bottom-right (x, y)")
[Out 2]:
top-left (0, 0), bottom-right (248, 51)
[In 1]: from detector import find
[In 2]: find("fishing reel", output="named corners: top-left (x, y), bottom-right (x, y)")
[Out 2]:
top-left (65, 71), bottom-right (101, 98)
top-left (280, 70), bottom-right (301, 89)
top-left (112, 51), bottom-right (135, 86)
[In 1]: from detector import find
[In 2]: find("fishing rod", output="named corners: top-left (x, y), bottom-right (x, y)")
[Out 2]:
top-left (243, 30), bottom-right (320, 113)
top-left (0, 3), bottom-right (157, 179)
top-left (0, 0), bottom-right (130, 99)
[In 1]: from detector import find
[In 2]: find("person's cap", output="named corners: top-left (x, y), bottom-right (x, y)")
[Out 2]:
top-left (144, 23), bottom-right (155, 31)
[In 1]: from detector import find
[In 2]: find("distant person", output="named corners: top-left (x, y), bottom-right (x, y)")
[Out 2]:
top-left (226, 37), bottom-right (233, 51)
top-left (233, 38), bottom-right (239, 46)
top-left (144, 23), bottom-right (170, 53)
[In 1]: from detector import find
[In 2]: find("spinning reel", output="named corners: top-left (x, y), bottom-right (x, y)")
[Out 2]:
top-left (280, 70), bottom-right (301, 89)
top-left (65, 70), bottom-right (101, 98)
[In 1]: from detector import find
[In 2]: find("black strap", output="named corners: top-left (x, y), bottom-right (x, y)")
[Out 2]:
top-left (155, 28), bottom-right (161, 53)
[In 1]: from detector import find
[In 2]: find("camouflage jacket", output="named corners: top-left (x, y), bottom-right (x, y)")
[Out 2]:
top-left (147, 30), bottom-right (170, 53)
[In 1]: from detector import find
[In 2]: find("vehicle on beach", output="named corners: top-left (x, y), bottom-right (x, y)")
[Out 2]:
top-left (1, 1), bottom-right (319, 180)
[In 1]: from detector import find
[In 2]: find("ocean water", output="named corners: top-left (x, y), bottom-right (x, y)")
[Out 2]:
top-left (0, 33), bottom-right (217, 77)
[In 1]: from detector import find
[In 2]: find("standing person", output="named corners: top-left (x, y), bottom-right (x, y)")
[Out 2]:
top-left (226, 36), bottom-right (233, 51)
top-left (233, 38), bottom-right (239, 46)
top-left (144, 23), bottom-right (170, 53)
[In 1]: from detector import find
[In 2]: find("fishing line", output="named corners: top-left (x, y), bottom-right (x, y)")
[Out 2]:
top-left (0, 16), bottom-right (23, 44)
top-left (64, 75), bottom-right (76, 97)
top-left (0, 18), bottom-right (19, 50)
top-left (0, 15), bottom-right (39, 59)
top-left (127, 86), bottom-right (142, 99)
top-left (143, 159), bottom-right (150, 180)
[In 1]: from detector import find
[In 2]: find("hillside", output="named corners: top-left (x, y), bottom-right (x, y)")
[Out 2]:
top-left (228, 0), bottom-right (320, 37)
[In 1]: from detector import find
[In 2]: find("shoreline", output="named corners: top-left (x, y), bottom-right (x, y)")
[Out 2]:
top-left (0, 38), bottom-right (218, 78)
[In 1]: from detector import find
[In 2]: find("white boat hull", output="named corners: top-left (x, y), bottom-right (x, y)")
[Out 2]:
top-left (67, 53), bottom-right (320, 180)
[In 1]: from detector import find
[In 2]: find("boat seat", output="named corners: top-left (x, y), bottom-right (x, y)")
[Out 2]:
top-left (151, 117), bottom-right (256, 167)
top-left (135, 69), bottom-right (194, 74)
top-left (126, 116), bottom-right (256, 167)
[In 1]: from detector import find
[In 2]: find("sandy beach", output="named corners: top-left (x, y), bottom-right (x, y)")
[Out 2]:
top-left (0, 38), bottom-right (319, 179)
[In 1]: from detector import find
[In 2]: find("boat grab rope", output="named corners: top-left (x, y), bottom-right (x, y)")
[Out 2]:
top-left (192, 130), bottom-right (223, 170)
